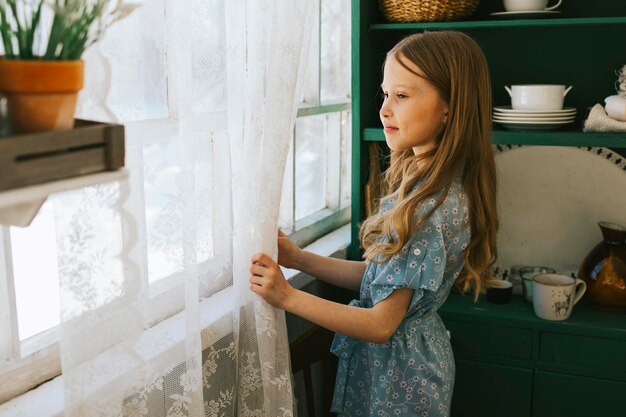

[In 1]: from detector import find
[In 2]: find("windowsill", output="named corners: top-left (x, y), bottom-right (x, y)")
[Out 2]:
top-left (0, 224), bottom-right (351, 417)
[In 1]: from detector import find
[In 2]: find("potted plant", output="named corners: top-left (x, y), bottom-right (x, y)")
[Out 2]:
top-left (0, 0), bottom-right (139, 133)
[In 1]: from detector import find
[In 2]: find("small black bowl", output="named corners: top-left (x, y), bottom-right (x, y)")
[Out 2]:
top-left (486, 279), bottom-right (513, 304)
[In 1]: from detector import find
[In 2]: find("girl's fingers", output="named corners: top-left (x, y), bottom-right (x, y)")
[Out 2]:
top-left (251, 252), bottom-right (274, 267)
top-left (278, 229), bottom-right (287, 238)
top-left (249, 263), bottom-right (267, 276)
top-left (249, 275), bottom-right (264, 286)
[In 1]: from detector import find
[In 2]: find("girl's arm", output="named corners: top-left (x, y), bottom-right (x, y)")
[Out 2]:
top-left (295, 251), bottom-right (366, 292)
top-left (250, 252), bottom-right (413, 343)
top-left (278, 230), bottom-right (365, 291)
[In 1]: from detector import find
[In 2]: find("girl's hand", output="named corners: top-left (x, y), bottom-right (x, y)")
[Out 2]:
top-left (249, 252), bottom-right (295, 310)
top-left (277, 229), bottom-right (302, 270)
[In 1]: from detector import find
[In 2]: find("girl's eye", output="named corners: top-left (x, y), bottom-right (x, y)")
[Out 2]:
top-left (380, 92), bottom-right (407, 99)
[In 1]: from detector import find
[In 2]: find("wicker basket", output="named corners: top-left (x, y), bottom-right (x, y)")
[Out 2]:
top-left (379, 0), bottom-right (480, 23)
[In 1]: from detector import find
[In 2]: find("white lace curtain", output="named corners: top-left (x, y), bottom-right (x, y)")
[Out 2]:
top-left (57, 0), bottom-right (314, 415)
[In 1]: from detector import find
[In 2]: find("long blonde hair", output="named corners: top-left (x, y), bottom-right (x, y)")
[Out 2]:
top-left (360, 31), bottom-right (498, 298)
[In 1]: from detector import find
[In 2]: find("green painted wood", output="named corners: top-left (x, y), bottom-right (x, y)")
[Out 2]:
top-left (479, 27), bottom-right (626, 117)
top-left (540, 332), bottom-right (626, 374)
top-left (446, 319), bottom-right (533, 360)
top-left (533, 361), bottom-right (626, 385)
top-left (441, 293), bottom-right (626, 383)
top-left (349, 0), bottom-right (363, 260)
top-left (533, 371), bottom-right (626, 417)
top-left (363, 127), bottom-right (626, 147)
top-left (371, 16), bottom-right (626, 31)
top-left (349, 0), bottom-right (389, 260)
top-left (362, 128), bottom-right (384, 142)
top-left (355, 6), bottom-right (626, 151)
top-left (491, 130), bottom-right (626, 147)
top-left (440, 292), bottom-right (626, 341)
top-left (352, 1), bottom-right (626, 414)
top-left (451, 360), bottom-right (532, 417)
top-left (447, 0), bottom-right (626, 20)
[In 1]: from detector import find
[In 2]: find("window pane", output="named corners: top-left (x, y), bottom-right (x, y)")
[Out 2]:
top-left (295, 114), bottom-right (330, 220)
top-left (12, 182), bottom-right (127, 340)
top-left (192, 0), bottom-right (227, 113)
top-left (56, 185), bottom-right (126, 320)
top-left (193, 132), bottom-right (215, 263)
top-left (11, 202), bottom-right (60, 340)
top-left (143, 135), bottom-right (214, 285)
top-left (278, 139), bottom-right (295, 234)
top-left (301, 0), bottom-right (320, 105)
top-left (320, 0), bottom-right (351, 102)
top-left (340, 110), bottom-right (352, 209)
top-left (144, 139), bottom-right (184, 283)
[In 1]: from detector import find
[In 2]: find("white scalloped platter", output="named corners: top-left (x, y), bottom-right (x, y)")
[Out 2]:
top-left (494, 146), bottom-right (626, 275)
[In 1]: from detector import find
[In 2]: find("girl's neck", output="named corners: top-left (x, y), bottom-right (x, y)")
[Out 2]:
top-left (412, 142), bottom-right (435, 170)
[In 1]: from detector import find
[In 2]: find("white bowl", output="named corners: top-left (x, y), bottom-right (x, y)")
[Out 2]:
top-left (505, 84), bottom-right (573, 111)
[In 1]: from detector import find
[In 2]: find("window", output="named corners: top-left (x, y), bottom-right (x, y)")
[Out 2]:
top-left (0, 0), bottom-right (351, 403)
top-left (279, 0), bottom-right (352, 248)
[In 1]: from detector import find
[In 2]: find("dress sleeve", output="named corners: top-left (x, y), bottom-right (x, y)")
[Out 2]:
top-left (367, 207), bottom-right (446, 315)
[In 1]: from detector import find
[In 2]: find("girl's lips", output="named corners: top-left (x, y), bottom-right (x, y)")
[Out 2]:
top-left (384, 126), bottom-right (399, 132)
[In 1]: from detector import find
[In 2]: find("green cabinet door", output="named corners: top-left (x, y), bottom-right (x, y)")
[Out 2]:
top-left (451, 360), bottom-right (532, 417)
top-left (533, 370), bottom-right (626, 417)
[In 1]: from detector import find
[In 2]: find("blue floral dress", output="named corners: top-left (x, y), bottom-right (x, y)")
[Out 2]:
top-left (331, 180), bottom-right (470, 417)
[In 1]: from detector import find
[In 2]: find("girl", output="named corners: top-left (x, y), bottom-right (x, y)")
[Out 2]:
top-left (249, 31), bottom-right (497, 417)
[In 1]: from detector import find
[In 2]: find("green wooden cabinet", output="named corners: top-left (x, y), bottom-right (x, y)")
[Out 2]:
top-left (439, 293), bottom-right (626, 417)
top-left (452, 360), bottom-right (532, 417)
top-left (351, 1), bottom-right (626, 416)
top-left (533, 371), bottom-right (626, 417)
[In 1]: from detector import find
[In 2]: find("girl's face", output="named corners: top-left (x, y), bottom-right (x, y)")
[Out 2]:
top-left (380, 54), bottom-right (449, 156)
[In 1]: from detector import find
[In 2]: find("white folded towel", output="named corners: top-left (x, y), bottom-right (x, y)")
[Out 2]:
top-left (583, 103), bottom-right (626, 132)
top-left (604, 95), bottom-right (626, 121)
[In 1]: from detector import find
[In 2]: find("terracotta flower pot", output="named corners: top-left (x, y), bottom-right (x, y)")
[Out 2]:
top-left (0, 59), bottom-right (84, 134)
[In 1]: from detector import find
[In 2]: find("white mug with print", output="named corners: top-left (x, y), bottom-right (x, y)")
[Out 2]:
top-left (532, 274), bottom-right (586, 321)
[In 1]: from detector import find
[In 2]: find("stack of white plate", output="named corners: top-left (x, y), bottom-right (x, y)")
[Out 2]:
top-left (493, 106), bottom-right (577, 130)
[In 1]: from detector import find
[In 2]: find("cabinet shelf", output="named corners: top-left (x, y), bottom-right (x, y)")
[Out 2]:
top-left (441, 292), bottom-right (626, 339)
top-left (0, 169), bottom-right (129, 227)
top-left (370, 16), bottom-right (626, 31)
top-left (362, 127), bottom-right (626, 148)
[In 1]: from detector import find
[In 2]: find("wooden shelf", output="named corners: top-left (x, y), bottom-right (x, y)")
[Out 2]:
top-left (370, 16), bottom-right (626, 31)
top-left (362, 127), bottom-right (626, 148)
top-left (0, 169), bottom-right (129, 227)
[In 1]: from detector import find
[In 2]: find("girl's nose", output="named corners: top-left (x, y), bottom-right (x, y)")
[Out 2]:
top-left (380, 101), bottom-right (392, 119)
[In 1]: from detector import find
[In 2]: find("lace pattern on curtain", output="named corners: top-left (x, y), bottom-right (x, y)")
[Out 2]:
top-left (59, 0), bottom-right (314, 416)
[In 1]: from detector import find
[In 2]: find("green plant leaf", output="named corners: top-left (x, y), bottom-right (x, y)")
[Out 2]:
top-left (7, 0), bottom-right (27, 58)
top-left (0, 5), bottom-right (16, 58)
top-left (26, 0), bottom-right (44, 58)
top-left (44, 11), bottom-right (64, 59)
top-left (1, 0), bottom-right (140, 61)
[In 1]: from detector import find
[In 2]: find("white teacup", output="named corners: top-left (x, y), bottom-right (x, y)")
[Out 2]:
top-left (505, 84), bottom-right (573, 111)
top-left (532, 274), bottom-right (586, 321)
top-left (503, 0), bottom-right (562, 12)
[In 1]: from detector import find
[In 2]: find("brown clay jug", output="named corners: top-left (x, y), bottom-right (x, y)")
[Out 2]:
top-left (578, 221), bottom-right (626, 311)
